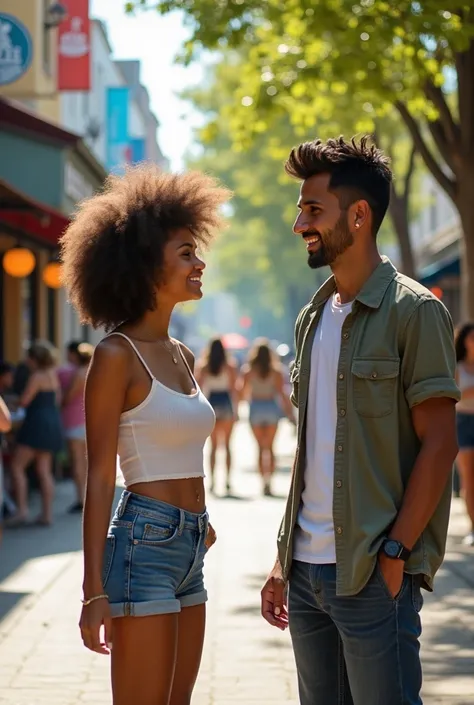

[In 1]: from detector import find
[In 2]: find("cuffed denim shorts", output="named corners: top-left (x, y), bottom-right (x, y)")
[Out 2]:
top-left (103, 490), bottom-right (209, 618)
top-left (249, 398), bottom-right (281, 427)
top-left (208, 391), bottom-right (234, 421)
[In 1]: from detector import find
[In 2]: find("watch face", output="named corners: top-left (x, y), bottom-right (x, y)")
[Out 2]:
top-left (384, 540), bottom-right (400, 558)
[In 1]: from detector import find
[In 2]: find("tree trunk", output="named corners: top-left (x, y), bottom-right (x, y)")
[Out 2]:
top-left (457, 175), bottom-right (474, 320)
top-left (388, 186), bottom-right (416, 279)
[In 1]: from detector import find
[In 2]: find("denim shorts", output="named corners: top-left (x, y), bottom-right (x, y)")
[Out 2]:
top-left (208, 391), bottom-right (234, 421)
top-left (103, 491), bottom-right (209, 617)
top-left (249, 398), bottom-right (281, 426)
top-left (456, 412), bottom-right (474, 450)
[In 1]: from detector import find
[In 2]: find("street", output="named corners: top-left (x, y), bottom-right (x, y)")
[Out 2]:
top-left (0, 418), bottom-right (473, 704)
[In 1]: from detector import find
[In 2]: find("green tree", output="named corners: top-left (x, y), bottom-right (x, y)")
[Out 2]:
top-left (127, 2), bottom-right (474, 313)
top-left (184, 61), bottom-right (323, 336)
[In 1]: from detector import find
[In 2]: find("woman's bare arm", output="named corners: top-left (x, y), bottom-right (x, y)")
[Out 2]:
top-left (18, 374), bottom-right (40, 408)
top-left (82, 340), bottom-right (130, 599)
top-left (274, 369), bottom-right (296, 422)
top-left (0, 395), bottom-right (11, 433)
top-left (237, 366), bottom-right (250, 402)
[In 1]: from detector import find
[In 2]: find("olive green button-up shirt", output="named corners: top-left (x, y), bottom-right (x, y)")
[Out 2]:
top-left (277, 257), bottom-right (460, 595)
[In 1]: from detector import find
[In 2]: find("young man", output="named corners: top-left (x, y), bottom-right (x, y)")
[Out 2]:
top-left (261, 136), bottom-right (460, 705)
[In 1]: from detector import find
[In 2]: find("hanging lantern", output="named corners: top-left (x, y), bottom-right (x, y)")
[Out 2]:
top-left (42, 261), bottom-right (63, 289)
top-left (2, 247), bottom-right (36, 278)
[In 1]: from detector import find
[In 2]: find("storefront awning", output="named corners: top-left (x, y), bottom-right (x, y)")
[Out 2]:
top-left (0, 179), bottom-right (69, 247)
top-left (418, 254), bottom-right (460, 287)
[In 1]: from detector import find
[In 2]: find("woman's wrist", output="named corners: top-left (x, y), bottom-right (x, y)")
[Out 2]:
top-left (82, 576), bottom-right (104, 597)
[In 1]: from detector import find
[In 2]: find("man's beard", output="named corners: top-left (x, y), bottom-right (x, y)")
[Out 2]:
top-left (307, 213), bottom-right (354, 270)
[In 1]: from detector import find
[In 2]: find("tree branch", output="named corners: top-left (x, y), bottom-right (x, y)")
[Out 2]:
top-left (426, 119), bottom-right (457, 175)
top-left (395, 100), bottom-right (457, 202)
top-left (423, 79), bottom-right (460, 147)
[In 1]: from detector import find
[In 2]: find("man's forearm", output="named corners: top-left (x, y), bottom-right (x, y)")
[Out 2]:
top-left (388, 439), bottom-right (457, 550)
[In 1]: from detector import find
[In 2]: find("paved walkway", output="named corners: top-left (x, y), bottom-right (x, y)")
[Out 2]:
top-left (0, 419), bottom-right (473, 704)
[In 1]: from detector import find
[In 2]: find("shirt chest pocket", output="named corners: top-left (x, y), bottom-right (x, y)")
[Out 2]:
top-left (351, 358), bottom-right (400, 418)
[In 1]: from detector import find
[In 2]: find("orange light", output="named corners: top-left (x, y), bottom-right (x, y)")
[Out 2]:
top-left (42, 262), bottom-right (62, 289)
top-left (430, 286), bottom-right (443, 300)
top-left (2, 247), bottom-right (36, 278)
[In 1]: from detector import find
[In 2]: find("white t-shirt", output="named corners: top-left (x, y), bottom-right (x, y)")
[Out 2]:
top-left (293, 293), bottom-right (353, 564)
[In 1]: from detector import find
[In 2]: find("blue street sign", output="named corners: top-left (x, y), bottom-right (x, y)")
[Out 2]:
top-left (0, 13), bottom-right (33, 86)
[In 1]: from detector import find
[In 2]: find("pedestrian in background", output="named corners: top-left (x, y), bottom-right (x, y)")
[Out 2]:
top-left (7, 341), bottom-right (63, 527)
top-left (240, 338), bottom-right (295, 496)
top-left (196, 336), bottom-right (238, 495)
top-left (454, 322), bottom-right (474, 546)
top-left (261, 136), bottom-right (459, 705)
top-left (58, 341), bottom-right (94, 514)
top-left (0, 393), bottom-right (12, 542)
top-left (60, 165), bottom-right (228, 705)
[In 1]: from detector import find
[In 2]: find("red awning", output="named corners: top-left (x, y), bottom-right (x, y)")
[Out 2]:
top-left (0, 179), bottom-right (69, 247)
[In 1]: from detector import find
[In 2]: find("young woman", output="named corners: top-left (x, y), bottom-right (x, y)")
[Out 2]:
top-left (196, 337), bottom-right (238, 494)
top-left (240, 339), bottom-right (295, 496)
top-left (60, 165), bottom-right (230, 705)
top-left (455, 322), bottom-right (474, 546)
top-left (58, 341), bottom-right (94, 513)
top-left (8, 341), bottom-right (63, 526)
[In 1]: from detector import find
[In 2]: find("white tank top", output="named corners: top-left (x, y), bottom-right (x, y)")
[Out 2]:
top-left (109, 333), bottom-right (215, 487)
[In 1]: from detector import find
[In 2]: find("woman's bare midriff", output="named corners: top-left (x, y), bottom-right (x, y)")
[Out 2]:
top-left (128, 477), bottom-right (206, 513)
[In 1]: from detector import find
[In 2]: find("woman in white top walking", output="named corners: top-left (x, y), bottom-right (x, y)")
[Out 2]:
top-left (196, 337), bottom-right (238, 495)
top-left (60, 165), bottom-right (230, 705)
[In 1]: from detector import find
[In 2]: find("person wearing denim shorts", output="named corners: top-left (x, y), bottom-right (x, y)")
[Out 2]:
top-left (240, 339), bottom-right (295, 496)
top-left (60, 166), bottom-right (230, 705)
top-left (196, 337), bottom-right (238, 494)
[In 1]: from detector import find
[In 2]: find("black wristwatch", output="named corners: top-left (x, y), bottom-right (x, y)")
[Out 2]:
top-left (381, 538), bottom-right (411, 562)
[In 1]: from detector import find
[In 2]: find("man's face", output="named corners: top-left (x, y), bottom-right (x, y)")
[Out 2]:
top-left (293, 173), bottom-right (354, 269)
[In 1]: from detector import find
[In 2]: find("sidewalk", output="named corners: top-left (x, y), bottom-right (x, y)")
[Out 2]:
top-left (0, 420), bottom-right (473, 704)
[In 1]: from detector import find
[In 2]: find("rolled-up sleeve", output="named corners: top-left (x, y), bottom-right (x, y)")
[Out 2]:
top-left (402, 298), bottom-right (461, 408)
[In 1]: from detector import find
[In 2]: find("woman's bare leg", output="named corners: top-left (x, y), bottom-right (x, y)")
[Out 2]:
top-left (111, 613), bottom-right (179, 705)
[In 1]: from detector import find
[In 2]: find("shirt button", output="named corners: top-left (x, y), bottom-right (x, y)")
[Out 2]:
top-left (336, 480), bottom-right (342, 488)
top-left (371, 372), bottom-right (377, 379)
top-left (340, 409), bottom-right (346, 417)
top-left (337, 445), bottom-right (343, 452)
top-left (339, 373), bottom-right (344, 380)
top-left (336, 526), bottom-right (343, 535)
top-left (342, 332), bottom-right (349, 339)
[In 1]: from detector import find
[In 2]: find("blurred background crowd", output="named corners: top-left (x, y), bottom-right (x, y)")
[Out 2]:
top-left (0, 335), bottom-right (296, 534)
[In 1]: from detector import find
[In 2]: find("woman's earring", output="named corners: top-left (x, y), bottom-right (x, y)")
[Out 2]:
top-left (355, 222), bottom-right (360, 228)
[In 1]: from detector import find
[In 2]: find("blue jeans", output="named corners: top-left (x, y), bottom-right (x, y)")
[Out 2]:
top-left (288, 561), bottom-right (424, 705)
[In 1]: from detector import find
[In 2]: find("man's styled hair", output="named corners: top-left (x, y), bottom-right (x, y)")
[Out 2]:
top-left (285, 135), bottom-right (392, 235)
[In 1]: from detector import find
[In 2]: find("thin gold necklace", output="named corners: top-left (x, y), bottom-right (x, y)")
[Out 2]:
top-left (121, 332), bottom-right (179, 365)
top-left (158, 338), bottom-right (179, 365)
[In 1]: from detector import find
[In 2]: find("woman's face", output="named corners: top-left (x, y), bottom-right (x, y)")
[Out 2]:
top-left (158, 228), bottom-right (206, 305)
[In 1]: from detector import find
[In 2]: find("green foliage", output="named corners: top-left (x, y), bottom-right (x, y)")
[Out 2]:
top-left (183, 57), bottom-right (324, 331)
top-left (126, 2), bottom-right (472, 184)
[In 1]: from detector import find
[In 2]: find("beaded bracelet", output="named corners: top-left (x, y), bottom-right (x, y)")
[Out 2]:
top-left (81, 593), bottom-right (108, 606)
